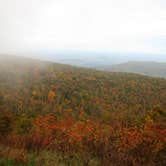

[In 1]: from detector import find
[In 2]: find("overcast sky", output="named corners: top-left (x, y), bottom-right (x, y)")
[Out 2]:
top-left (0, 0), bottom-right (166, 54)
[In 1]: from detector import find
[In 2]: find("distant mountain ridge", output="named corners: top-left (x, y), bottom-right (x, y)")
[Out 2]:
top-left (22, 50), bottom-right (166, 69)
top-left (106, 61), bottom-right (166, 78)
top-left (1, 55), bottom-right (166, 78)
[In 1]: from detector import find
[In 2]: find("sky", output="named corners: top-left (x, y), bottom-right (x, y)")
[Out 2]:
top-left (0, 0), bottom-right (166, 55)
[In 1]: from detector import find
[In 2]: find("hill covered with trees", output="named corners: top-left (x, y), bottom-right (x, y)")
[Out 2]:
top-left (0, 55), bottom-right (166, 166)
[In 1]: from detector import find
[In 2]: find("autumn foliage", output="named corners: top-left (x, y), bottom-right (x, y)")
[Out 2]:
top-left (0, 109), bottom-right (165, 165)
top-left (0, 57), bottom-right (166, 165)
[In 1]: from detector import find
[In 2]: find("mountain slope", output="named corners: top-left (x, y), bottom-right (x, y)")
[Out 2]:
top-left (0, 56), bottom-right (166, 118)
top-left (106, 61), bottom-right (166, 78)
top-left (0, 55), bottom-right (166, 165)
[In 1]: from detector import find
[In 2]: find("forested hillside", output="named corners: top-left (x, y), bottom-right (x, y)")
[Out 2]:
top-left (0, 56), bottom-right (166, 166)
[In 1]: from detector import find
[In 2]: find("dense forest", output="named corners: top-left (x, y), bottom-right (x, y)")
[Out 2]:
top-left (0, 56), bottom-right (166, 166)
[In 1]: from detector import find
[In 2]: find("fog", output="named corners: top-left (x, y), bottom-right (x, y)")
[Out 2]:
top-left (0, 0), bottom-right (166, 53)
top-left (0, 0), bottom-right (166, 64)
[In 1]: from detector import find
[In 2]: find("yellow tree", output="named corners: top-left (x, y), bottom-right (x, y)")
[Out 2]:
top-left (48, 90), bottom-right (55, 104)
top-left (48, 90), bottom-right (56, 112)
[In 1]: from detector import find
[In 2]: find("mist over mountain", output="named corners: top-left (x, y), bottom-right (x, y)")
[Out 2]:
top-left (2, 52), bottom-right (166, 79)
top-left (24, 50), bottom-right (166, 69)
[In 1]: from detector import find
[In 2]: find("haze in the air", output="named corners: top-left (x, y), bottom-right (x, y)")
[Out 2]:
top-left (0, 0), bottom-right (166, 57)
